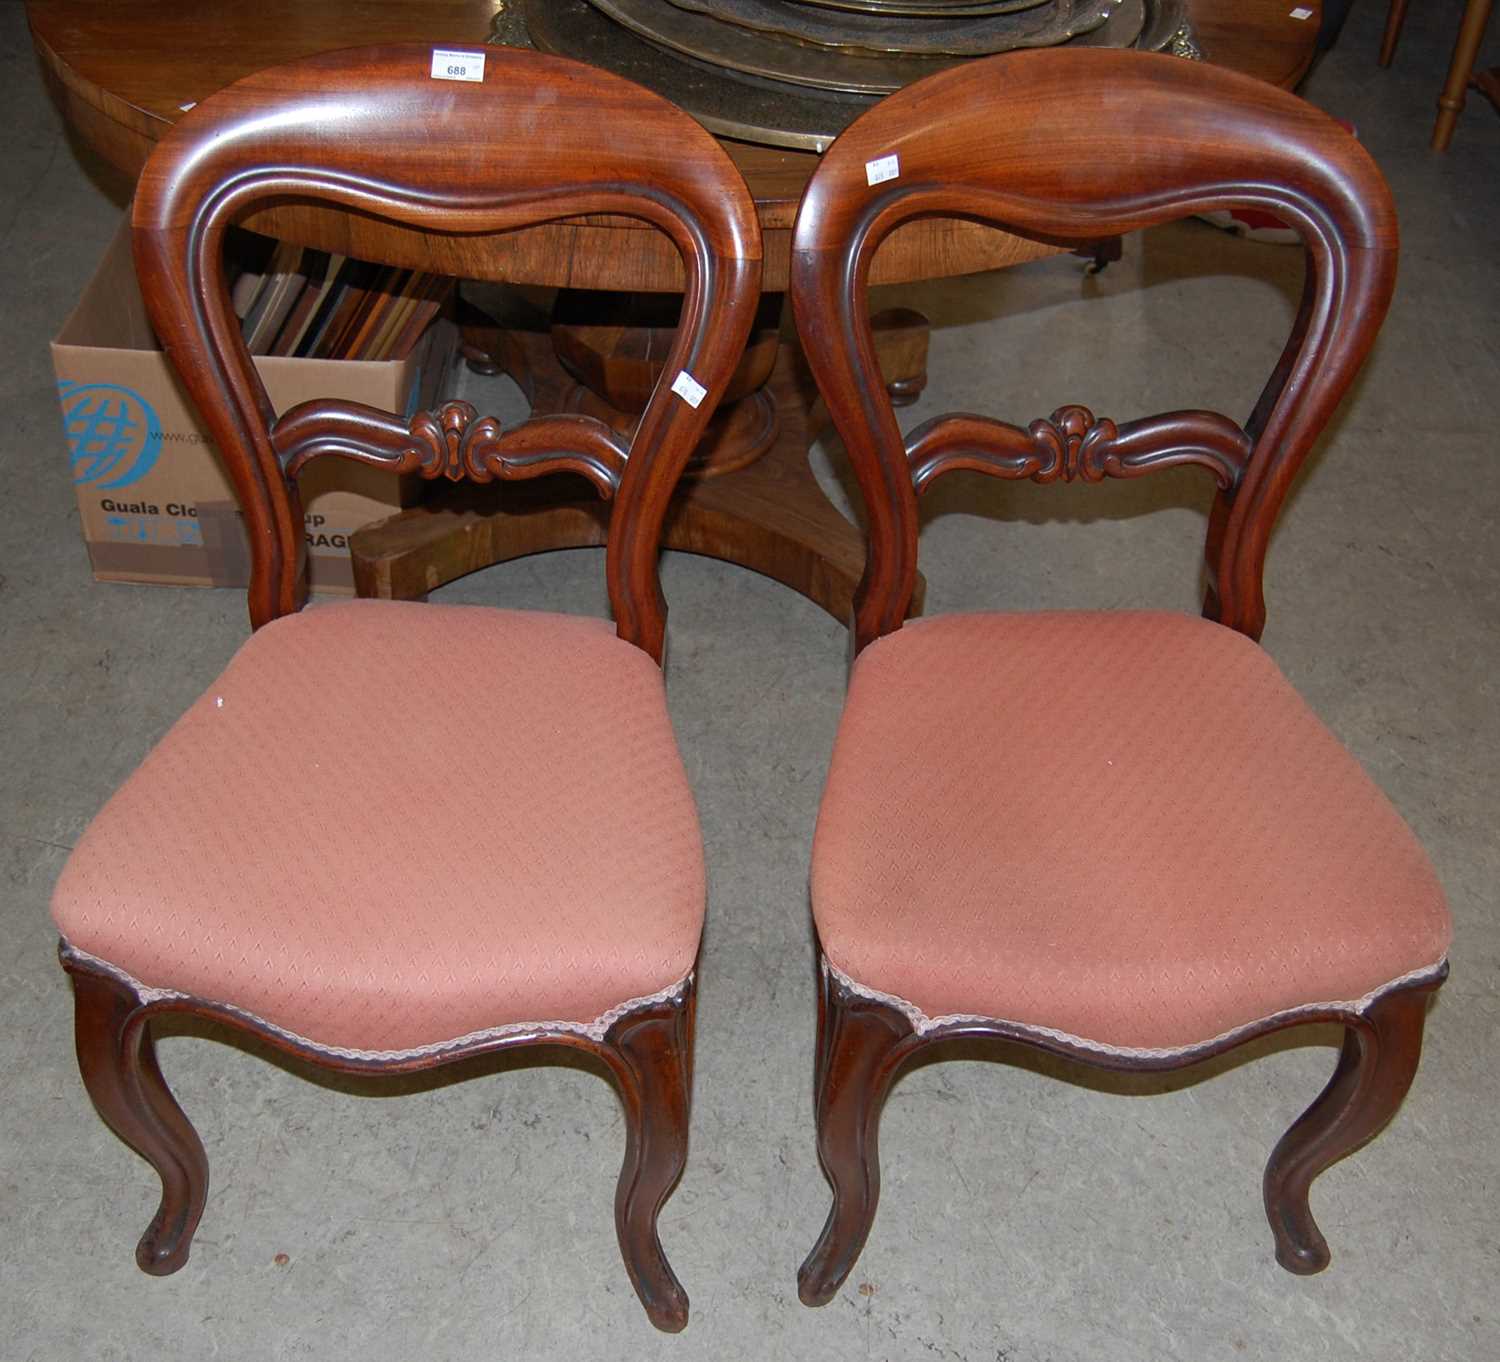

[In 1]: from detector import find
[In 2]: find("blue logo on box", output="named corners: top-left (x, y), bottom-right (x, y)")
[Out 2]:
top-left (60, 381), bottom-right (163, 490)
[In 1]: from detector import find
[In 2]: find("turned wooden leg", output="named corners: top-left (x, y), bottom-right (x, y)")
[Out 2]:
top-left (1379, 0), bottom-right (1410, 66)
top-left (69, 965), bottom-right (209, 1275)
top-left (603, 979), bottom-right (695, 1333)
top-left (1475, 66), bottom-right (1500, 112)
top-left (798, 963), bottom-right (916, 1307)
top-left (1263, 975), bottom-right (1443, 1273)
top-left (1433, 0), bottom-right (1496, 150)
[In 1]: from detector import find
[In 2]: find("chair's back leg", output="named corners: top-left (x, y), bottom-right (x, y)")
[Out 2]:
top-left (1263, 977), bottom-right (1442, 1273)
top-left (69, 965), bottom-right (209, 1275)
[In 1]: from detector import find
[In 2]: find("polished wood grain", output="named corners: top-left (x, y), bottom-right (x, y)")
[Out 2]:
top-left (132, 42), bottom-right (761, 649)
top-left (27, 0), bottom-right (993, 620)
top-left (904, 404), bottom-right (1250, 493)
top-left (27, 0), bottom-right (1316, 626)
top-left (789, 47), bottom-right (1441, 1305)
top-left (67, 950), bottom-right (699, 1330)
top-left (553, 292), bottom-right (780, 416)
top-left (70, 42), bottom-right (763, 1331)
top-left (1193, 0), bottom-right (1322, 89)
top-left (25, 0), bottom-right (1057, 292)
top-left (1261, 979), bottom-right (1440, 1274)
top-left (792, 47), bottom-right (1397, 654)
top-left (27, 0), bottom-right (1318, 292)
top-left (26, 0), bottom-right (1320, 161)
top-left (550, 290), bottom-right (783, 477)
top-left (348, 311), bottom-right (932, 618)
top-left (798, 961), bottom-right (1444, 1303)
top-left (71, 966), bottom-right (209, 1276)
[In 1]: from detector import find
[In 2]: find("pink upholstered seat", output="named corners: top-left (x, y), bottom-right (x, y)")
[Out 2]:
top-left (52, 599), bottom-right (705, 1056)
top-left (812, 610), bottom-right (1452, 1053)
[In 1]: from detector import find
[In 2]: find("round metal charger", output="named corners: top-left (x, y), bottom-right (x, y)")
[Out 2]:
top-left (662, 0), bottom-right (1082, 56)
top-left (1135, 0), bottom-right (1196, 54)
top-left (789, 0), bottom-right (1046, 12)
top-left (587, 0), bottom-right (1117, 92)
top-left (1071, 0), bottom-right (1145, 46)
top-left (525, 0), bottom-right (1189, 151)
top-left (526, 0), bottom-right (869, 149)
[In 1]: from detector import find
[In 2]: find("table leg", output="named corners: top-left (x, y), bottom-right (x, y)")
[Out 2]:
top-left (1433, 0), bottom-right (1496, 149)
top-left (1378, 0), bottom-right (1410, 66)
top-left (1474, 65), bottom-right (1500, 111)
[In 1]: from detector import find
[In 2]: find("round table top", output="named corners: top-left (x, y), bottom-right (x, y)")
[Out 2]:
top-left (27, 0), bottom-right (1320, 291)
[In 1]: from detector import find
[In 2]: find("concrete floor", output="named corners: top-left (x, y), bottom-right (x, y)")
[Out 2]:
top-left (4, 4), bottom-right (1496, 1359)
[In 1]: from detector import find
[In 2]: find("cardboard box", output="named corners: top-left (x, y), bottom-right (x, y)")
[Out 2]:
top-left (52, 222), bottom-right (455, 592)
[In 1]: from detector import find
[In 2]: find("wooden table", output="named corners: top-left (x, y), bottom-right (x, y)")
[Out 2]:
top-left (28, 0), bottom-right (1320, 618)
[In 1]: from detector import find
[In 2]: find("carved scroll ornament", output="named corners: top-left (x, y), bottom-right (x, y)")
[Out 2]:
top-left (906, 405), bottom-right (1250, 495)
top-left (271, 399), bottom-right (628, 500)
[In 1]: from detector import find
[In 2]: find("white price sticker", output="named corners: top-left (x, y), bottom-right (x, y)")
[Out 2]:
top-left (431, 48), bottom-right (486, 82)
top-left (1289, 6), bottom-right (1313, 17)
top-left (671, 370), bottom-right (708, 409)
top-left (866, 154), bottom-right (901, 187)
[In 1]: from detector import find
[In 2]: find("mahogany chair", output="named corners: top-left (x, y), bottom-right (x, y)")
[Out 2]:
top-left (49, 44), bottom-right (761, 1332)
top-left (789, 48), bottom-right (1451, 1304)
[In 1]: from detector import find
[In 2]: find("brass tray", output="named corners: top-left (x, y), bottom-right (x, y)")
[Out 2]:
top-left (523, 0), bottom-right (1195, 151)
top-left (789, 0), bottom-right (1042, 13)
top-left (663, 0), bottom-right (1079, 57)
top-left (588, 0), bottom-right (1117, 92)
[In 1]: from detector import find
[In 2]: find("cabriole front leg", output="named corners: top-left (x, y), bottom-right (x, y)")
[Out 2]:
top-left (68, 964), bottom-right (209, 1275)
top-left (1263, 973), bottom-right (1444, 1273)
top-left (798, 962), bottom-right (916, 1307)
top-left (603, 979), bottom-right (696, 1333)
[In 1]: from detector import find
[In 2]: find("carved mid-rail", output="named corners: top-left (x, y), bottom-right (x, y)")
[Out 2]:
top-left (270, 398), bottom-right (629, 500)
top-left (905, 405), bottom-right (1251, 495)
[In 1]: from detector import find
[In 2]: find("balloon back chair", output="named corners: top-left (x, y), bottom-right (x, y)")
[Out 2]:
top-left (50, 43), bottom-right (761, 1333)
top-left (789, 48), bottom-right (1450, 1304)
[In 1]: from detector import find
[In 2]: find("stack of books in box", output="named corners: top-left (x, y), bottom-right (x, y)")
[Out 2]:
top-left (54, 221), bottom-right (459, 594)
top-left (231, 237), bottom-right (452, 362)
